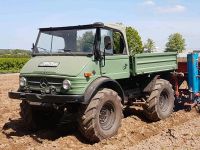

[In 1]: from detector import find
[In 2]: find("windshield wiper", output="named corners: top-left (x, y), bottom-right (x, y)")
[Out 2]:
top-left (59, 49), bottom-right (72, 52)
top-left (58, 49), bottom-right (75, 56)
top-left (36, 46), bottom-right (50, 54)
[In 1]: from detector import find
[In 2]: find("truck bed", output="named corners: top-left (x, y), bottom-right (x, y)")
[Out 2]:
top-left (130, 52), bottom-right (177, 76)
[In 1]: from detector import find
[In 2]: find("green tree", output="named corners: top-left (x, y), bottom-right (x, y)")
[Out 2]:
top-left (165, 33), bottom-right (186, 53)
top-left (78, 31), bottom-right (95, 52)
top-left (113, 32), bottom-right (121, 53)
top-left (126, 26), bottom-right (143, 55)
top-left (144, 38), bottom-right (155, 53)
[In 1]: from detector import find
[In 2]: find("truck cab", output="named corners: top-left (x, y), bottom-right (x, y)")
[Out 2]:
top-left (13, 23), bottom-right (129, 100)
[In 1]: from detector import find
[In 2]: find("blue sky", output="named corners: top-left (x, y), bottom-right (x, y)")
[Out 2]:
top-left (0, 0), bottom-right (200, 51)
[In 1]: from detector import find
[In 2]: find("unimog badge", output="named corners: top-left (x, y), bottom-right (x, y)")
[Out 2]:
top-left (38, 61), bottom-right (59, 67)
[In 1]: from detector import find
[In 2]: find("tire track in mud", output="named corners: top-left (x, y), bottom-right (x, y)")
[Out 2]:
top-left (0, 74), bottom-right (199, 150)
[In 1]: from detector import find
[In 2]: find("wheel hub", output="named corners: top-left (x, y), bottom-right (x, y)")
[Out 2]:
top-left (99, 102), bottom-right (115, 130)
top-left (159, 90), bottom-right (169, 112)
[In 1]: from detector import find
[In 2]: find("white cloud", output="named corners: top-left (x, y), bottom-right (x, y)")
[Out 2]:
top-left (143, 0), bottom-right (155, 6)
top-left (141, 1), bottom-right (186, 14)
top-left (157, 5), bottom-right (186, 13)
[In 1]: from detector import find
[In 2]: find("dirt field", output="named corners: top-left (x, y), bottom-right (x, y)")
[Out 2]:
top-left (0, 74), bottom-right (200, 150)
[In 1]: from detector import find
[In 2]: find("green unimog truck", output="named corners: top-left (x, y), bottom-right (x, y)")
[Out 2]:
top-left (9, 22), bottom-right (177, 142)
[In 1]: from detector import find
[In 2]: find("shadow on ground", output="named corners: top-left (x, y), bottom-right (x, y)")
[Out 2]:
top-left (1, 103), bottom-right (187, 144)
top-left (123, 106), bottom-right (151, 123)
top-left (1, 118), bottom-right (89, 144)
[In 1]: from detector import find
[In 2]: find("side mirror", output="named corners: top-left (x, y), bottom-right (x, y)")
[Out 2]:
top-left (104, 36), bottom-right (112, 50)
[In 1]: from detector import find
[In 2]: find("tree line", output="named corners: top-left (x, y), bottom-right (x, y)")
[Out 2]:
top-left (0, 49), bottom-right (31, 58)
top-left (125, 26), bottom-right (185, 54)
top-left (0, 49), bottom-right (31, 73)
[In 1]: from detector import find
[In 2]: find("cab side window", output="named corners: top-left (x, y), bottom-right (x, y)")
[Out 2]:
top-left (100, 29), bottom-right (113, 55)
top-left (113, 31), bottom-right (125, 55)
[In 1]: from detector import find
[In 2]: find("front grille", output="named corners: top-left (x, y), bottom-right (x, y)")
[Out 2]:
top-left (26, 77), bottom-right (63, 92)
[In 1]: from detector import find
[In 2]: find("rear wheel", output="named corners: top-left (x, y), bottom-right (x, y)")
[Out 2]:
top-left (143, 79), bottom-right (175, 121)
top-left (20, 101), bottom-right (62, 130)
top-left (78, 88), bottom-right (123, 143)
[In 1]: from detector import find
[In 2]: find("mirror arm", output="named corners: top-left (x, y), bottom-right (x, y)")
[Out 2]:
top-left (94, 43), bottom-right (101, 61)
top-left (31, 43), bottom-right (35, 56)
top-left (101, 48), bottom-right (105, 67)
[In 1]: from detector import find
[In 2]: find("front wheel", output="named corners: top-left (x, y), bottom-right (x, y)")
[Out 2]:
top-left (78, 88), bottom-right (123, 143)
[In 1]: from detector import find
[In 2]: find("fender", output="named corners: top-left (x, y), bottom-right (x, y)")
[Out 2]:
top-left (83, 77), bottom-right (125, 104)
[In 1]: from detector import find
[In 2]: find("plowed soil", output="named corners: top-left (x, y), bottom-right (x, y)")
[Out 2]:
top-left (0, 74), bottom-right (200, 150)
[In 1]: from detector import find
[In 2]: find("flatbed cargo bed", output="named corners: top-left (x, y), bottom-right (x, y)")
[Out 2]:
top-left (130, 52), bottom-right (177, 76)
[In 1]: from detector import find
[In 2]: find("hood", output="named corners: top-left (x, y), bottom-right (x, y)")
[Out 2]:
top-left (20, 56), bottom-right (92, 77)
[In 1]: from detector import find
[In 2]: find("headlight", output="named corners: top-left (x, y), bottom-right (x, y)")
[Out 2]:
top-left (20, 77), bottom-right (27, 87)
top-left (63, 80), bottom-right (71, 90)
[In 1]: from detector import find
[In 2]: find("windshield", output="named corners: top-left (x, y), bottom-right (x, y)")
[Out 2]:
top-left (34, 28), bottom-right (96, 54)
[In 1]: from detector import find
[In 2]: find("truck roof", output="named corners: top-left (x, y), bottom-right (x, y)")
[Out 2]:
top-left (39, 22), bottom-right (126, 32)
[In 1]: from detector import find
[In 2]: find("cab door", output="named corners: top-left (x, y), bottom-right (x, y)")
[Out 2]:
top-left (100, 29), bottom-right (130, 79)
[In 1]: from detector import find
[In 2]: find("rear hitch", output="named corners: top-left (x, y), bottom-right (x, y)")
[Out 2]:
top-left (183, 94), bottom-right (200, 112)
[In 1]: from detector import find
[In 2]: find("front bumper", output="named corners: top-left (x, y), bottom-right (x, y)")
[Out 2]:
top-left (8, 91), bottom-right (84, 103)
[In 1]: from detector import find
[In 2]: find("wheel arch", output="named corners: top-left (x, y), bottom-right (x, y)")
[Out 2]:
top-left (83, 77), bottom-right (125, 104)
